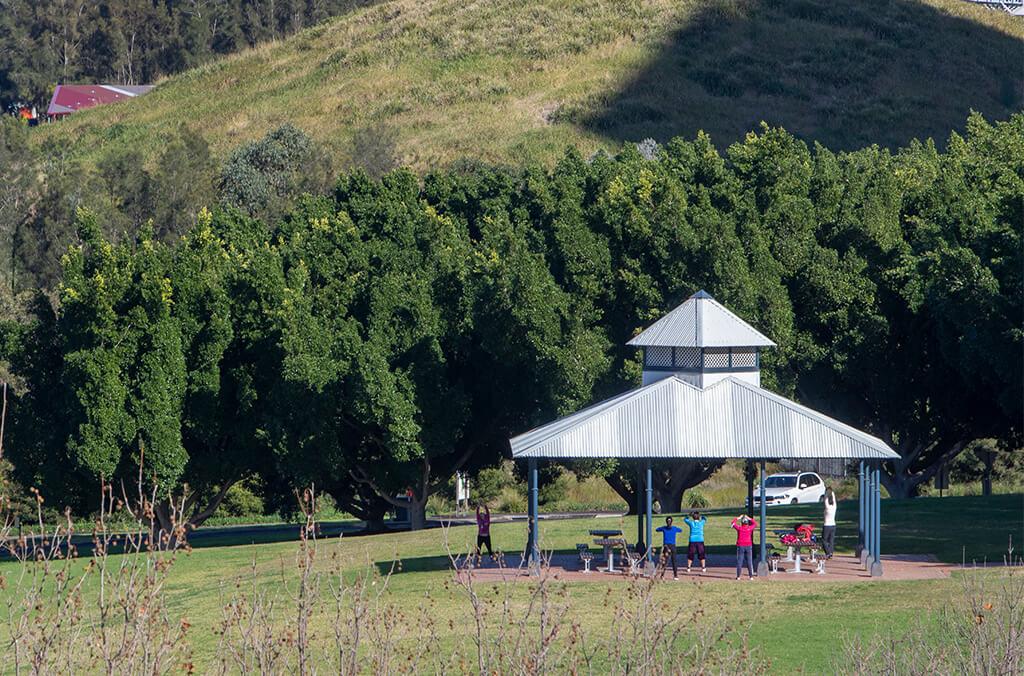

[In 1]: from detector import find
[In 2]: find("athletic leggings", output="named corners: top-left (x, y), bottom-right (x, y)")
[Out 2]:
top-left (661, 544), bottom-right (678, 576)
top-left (822, 526), bottom-right (836, 557)
top-left (736, 546), bottom-right (754, 578)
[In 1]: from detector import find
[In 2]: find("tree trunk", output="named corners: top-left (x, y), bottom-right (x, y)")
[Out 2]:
top-left (409, 501), bottom-right (427, 531)
top-left (981, 451), bottom-right (995, 497)
top-left (656, 486), bottom-right (685, 515)
top-left (880, 440), bottom-right (967, 499)
top-left (604, 472), bottom-right (638, 514)
top-left (338, 490), bottom-right (391, 533)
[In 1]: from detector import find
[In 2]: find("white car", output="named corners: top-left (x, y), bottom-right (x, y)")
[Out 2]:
top-left (751, 472), bottom-right (826, 507)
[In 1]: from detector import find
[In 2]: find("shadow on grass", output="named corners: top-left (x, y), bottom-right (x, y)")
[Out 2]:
top-left (576, 0), bottom-right (1022, 150)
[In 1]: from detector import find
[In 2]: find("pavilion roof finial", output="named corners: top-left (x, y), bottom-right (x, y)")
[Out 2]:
top-left (626, 290), bottom-right (776, 348)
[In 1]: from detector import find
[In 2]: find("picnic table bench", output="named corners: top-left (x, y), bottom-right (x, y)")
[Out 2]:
top-left (772, 529), bottom-right (824, 574)
top-left (589, 529), bottom-right (624, 572)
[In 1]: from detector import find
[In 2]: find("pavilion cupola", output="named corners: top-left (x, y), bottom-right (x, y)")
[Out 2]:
top-left (627, 290), bottom-right (775, 389)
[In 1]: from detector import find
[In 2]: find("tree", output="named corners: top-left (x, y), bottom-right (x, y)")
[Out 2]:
top-left (218, 124), bottom-right (333, 223)
top-left (2, 208), bottom-right (279, 530)
top-left (259, 166), bottom-right (608, 529)
top-left (741, 117), bottom-right (1023, 497)
top-left (604, 461), bottom-right (722, 515)
top-left (0, 119), bottom-right (36, 291)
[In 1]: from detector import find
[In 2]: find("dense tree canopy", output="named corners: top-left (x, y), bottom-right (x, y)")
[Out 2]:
top-left (1, 114), bottom-right (1019, 528)
top-left (0, 0), bottom-right (375, 109)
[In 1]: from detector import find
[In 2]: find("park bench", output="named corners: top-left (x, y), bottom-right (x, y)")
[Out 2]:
top-left (576, 543), bottom-right (594, 573)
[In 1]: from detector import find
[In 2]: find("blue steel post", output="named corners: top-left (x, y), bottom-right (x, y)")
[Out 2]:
top-left (636, 466), bottom-right (644, 550)
top-left (863, 462), bottom-right (873, 568)
top-left (871, 463), bottom-right (883, 576)
top-left (856, 461), bottom-right (865, 559)
top-left (757, 459), bottom-right (768, 576)
top-left (527, 458), bottom-right (539, 566)
top-left (645, 461), bottom-right (653, 564)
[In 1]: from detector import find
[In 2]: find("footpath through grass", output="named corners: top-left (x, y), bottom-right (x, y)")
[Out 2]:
top-left (1, 494), bottom-right (1020, 671)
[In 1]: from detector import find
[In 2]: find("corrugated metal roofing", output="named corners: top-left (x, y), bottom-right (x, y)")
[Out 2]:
top-left (47, 84), bottom-right (154, 116)
top-left (509, 376), bottom-right (898, 460)
top-left (626, 290), bottom-right (776, 348)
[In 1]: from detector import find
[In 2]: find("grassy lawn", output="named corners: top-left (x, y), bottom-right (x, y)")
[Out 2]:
top-left (32, 0), bottom-right (1024, 171)
top-left (3, 493), bottom-right (1020, 671)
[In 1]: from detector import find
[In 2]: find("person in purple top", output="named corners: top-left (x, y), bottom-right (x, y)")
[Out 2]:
top-left (475, 503), bottom-right (493, 565)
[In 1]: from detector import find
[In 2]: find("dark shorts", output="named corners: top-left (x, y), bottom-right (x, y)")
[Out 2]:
top-left (687, 541), bottom-right (706, 559)
top-left (476, 534), bottom-right (492, 553)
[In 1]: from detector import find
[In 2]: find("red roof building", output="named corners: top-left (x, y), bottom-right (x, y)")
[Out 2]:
top-left (47, 84), bottom-right (154, 117)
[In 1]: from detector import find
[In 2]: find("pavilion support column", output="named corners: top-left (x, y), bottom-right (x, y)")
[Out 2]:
top-left (636, 465), bottom-right (644, 551)
top-left (870, 463), bottom-right (883, 577)
top-left (757, 459), bottom-right (769, 577)
top-left (645, 461), bottom-right (653, 564)
top-left (527, 458), bottom-right (539, 567)
top-left (863, 462), bottom-right (873, 568)
top-left (855, 461), bottom-right (865, 560)
top-left (745, 461), bottom-right (755, 518)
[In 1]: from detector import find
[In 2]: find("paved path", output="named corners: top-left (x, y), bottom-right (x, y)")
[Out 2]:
top-left (456, 553), bottom-right (956, 583)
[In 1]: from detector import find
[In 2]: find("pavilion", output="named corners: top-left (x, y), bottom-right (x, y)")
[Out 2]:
top-left (509, 291), bottom-right (900, 577)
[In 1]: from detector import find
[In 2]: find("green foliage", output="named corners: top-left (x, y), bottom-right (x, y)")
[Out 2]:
top-left (215, 481), bottom-right (266, 518)
top-left (0, 0), bottom-right (375, 108)
top-left (686, 490), bottom-right (709, 510)
top-left (219, 124), bottom-right (332, 221)
top-left (950, 439), bottom-right (1024, 485)
top-left (473, 465), bottom-right (512, 505)
top-left (13, 125), bottom-right (216, 291)
top-left (1, 112), bottom-right (1019, 523)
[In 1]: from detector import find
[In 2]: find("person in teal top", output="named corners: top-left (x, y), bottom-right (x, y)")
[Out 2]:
top-left (683, 511), bottom-right (708, 573)
top-left (655, 516), bottom-right (683, 579)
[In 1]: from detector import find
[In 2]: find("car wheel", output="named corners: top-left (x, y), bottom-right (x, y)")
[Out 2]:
top-left (790, 498), bottom-right (798, 505)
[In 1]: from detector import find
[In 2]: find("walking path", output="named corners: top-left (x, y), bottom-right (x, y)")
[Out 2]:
top-left (457, 553), bottom-right (956, 583)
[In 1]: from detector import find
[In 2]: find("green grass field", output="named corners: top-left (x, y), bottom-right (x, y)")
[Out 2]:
top-left (3, 493), bottom-right (1020, 671)
top-left (32, 0), bottom-right (1024, 172)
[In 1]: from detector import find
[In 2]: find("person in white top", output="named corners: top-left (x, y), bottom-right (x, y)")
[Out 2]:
top-left (822, 486), bottom-right (837, 559)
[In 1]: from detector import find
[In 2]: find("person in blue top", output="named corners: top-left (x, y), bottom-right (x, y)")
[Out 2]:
top-left (655, 516), bottom-right (683, 579)
top-left (683, 511), bottom-right (708, 574)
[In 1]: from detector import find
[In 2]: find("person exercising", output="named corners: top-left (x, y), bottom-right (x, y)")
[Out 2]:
top-left (475, 503), bottom-right (493, 564)
top-left (683, 511), bottom-right (708, 573)
top-left (655, 516), bottom-right (683, 579)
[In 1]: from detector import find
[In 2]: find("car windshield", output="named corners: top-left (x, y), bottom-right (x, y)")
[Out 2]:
top-left (764, 476), bottom-right (797, 488)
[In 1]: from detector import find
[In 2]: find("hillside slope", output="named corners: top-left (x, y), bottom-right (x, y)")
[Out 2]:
top-left (34, 0), bottom-right (1024, 170)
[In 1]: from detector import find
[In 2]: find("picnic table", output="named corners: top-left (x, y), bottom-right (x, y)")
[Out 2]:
top-left (589, 529), bottom-right (624, 573)
top-left (773, 530), bottom-right (822, 574)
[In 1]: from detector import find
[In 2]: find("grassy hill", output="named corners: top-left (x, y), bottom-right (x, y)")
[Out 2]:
top-left (34, 0), bottom-right (1024, 171)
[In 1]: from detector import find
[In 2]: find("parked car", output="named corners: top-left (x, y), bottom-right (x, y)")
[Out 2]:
top-left (749, 472), bottom-right (826, 507)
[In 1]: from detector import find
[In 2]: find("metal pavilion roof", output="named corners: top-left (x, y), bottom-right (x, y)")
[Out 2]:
top-left (626, 291), bottom-right (776, 348)
top-left (509, 376), bottom-right (898, 461)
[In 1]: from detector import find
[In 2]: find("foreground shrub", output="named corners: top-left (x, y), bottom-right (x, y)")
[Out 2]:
top-left (836, 566), bottom-right (1024, 675)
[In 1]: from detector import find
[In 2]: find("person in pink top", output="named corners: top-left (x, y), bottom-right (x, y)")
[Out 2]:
top-left (475, 503), bottom-right (493, 564)
top-left (732, 515), bottom-right (758, 580)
